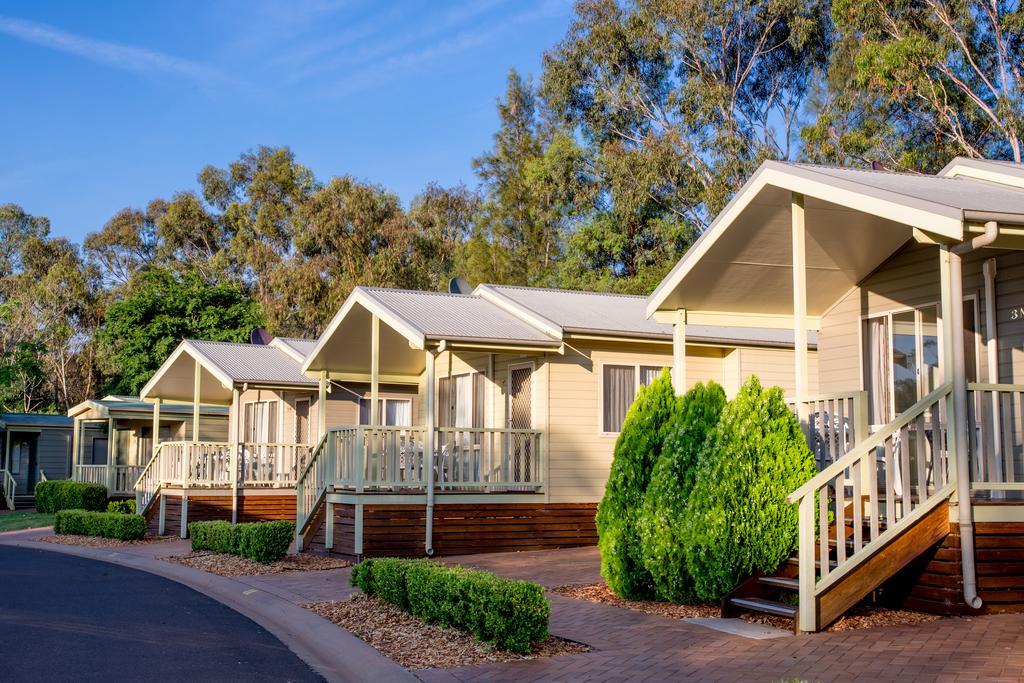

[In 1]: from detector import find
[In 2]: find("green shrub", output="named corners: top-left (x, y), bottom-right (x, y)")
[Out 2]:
top-left (106, 499), bottom-right (137, 515)
top-left (189, 520), bottom-right (240, 553)
top-left (596, 369), bottom-right (681, 599)
top-left (53, 509), bottom-right (147, 540)
top-left (637, 381), bottom-right (727, 603)
top-left (188, 520), bottom-right (294, 564)
top-left (682, 376), bottom-right (817, 601)
top-left (352, 558), bottom-right (549, 653)
top-left (237, 520), bottom-right (294, 564)
top-left (35, 481), bottom-right (108, 513)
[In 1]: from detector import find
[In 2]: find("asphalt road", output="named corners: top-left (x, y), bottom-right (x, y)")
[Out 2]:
top-left (0, 544), bottom-right (323, 682)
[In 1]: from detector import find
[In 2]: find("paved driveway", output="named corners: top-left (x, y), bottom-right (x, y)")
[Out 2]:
top-left (0, 544), bottom-right (322, 682)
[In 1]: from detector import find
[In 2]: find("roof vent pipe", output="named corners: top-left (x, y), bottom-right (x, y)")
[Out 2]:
top-left (950, 220), bottom-right (998, 611)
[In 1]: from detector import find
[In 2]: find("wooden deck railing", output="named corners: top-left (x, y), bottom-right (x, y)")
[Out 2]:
top-left (967, 383), bottom-right (1024, 494)
top-left (160, 441), bottom-right (233, 486)
top-left (1, 469), bottom-right (15, 511)
top-left (435, 427), bottom-right (543, 491)
top-left (787, 382), bottom-right (955, 632)
top-left (296, 433), bottom-right (331, 538)
top-left (75, 464), bottom-right (107, 486)
top-left (239, 442), bottom-right (314, 487)
top-left (135, 443), bottom-right (166, 515)
top-left (789, 391), bottom-right (868, 467)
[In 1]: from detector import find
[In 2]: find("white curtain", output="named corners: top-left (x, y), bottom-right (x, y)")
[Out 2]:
top-left (603, 365), bottom-right (636, 433)
top-left (639, 366), bottom-right (663, 387)
top-left (864, 317), bottom-right (890, 426)
top-left (386, 399), bottom-right (412, 427)
top-left (454, 374), bottom-right (473, 428)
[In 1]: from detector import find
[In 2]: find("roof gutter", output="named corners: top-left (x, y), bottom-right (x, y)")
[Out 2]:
top-left (949, 219), bottom-right (998, 611)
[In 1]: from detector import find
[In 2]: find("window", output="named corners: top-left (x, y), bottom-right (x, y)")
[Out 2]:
top-left (437, 373), bottom-right (485, 429)
top-left (244, 401), bottom-right (279, 444)
top-left (602, 364), bottom-right (666, 433)
top-left (359, 397), bottom-right (413, 426)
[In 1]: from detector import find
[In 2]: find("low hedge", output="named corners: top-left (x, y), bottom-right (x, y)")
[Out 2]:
top-left (54, 509), bottom-right (147, 540)
top-left (188, 520), bottom-right (294, 564)
top-left (107, 499), bottom-right (137, 515)
top-left (351, 557), bottom-right (549, 653)
top-left (35, 480), bottom-right (108, 514)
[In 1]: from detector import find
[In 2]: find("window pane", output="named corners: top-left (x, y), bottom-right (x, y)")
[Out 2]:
top-left (385, 399), bottom-right (412, 426)
top-left (892, 310), bottom-right (918, 414)
top-left (603, 365), bottom-right (636, 433)
top-left (963, 300), bottom-right (978, 384)
top-left (639, 366), bottom-right (664, 387)
top-left (863, 316), bottom-right (890, 425)
top-left (454, 374), bottom-right (473, 428)
top-left (921, 306), bottom-right (940, 395)
top-left (359, 398), bottom-right (384, 425)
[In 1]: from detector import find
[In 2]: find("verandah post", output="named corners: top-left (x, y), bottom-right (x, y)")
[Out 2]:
top-left (791, 192), bottom-right (809, 432)
top-left (672, 309), bottom-right (686, 395)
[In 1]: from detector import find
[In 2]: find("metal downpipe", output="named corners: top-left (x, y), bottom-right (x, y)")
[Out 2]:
top-left (949, 220), bottom-right (998, 610)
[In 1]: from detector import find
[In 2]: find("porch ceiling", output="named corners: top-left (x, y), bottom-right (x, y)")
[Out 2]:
top-left (651, 183), bottom-right (916, 318)
top-left (305, 301), bottom-right (425, 376)
top-left (141, 348), bottom-right (234, 404)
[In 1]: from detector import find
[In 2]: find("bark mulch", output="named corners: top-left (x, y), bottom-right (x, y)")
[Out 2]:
top-left (163, 550), bottom-right (351, 577)
top-left (35, 534), bottom-right (179, 548)
top-left (306, 594), bottom-right (589, 671)
top-left (554, 582), bottom-right (944, 632)
top-left (551, 582), bottom-right (720, 619)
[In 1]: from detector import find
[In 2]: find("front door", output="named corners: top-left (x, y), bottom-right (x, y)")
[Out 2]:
top-left (507, 364), bottom-right (533, 482)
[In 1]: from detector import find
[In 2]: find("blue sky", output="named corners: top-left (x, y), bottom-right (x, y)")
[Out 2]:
top-left (0, 0), bottom-right (573, 242)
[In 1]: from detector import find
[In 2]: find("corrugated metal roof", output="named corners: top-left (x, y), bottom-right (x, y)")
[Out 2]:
top-left (481, 284), bottom-right (816, 347)
top-left (273, 337), bottom-right (317, 360)
top-left (0, 413), bottom-right (73, 428)
top-left (791, 163), bottom-right (1024, 215)
top-left (361, 287), bottom-right (559, 345)
top-left (481, 285), bottom-right (672, 338)
top-left (189, 340), bottom-right (318, 385)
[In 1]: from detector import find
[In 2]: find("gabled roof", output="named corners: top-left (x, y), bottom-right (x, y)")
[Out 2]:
top-left (141, 338), bottom-right (317, 403)
top-left (0, 413), bottom-right (73, 428)
top-left (270, 337), bottom-right (316, 363)
top-left (939, 156), bottom-right (1024, 190)
top-left (647, 158), bottom-right (1024, 318)
top-left (67, 397), bottom-right (227, 419)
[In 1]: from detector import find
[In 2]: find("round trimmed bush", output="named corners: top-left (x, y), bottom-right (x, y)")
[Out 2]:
top-left (35, 480), bottom-right (108, 513)
top-left (682, 376), bottom-right (816, 601)
top-left (637, 381), bottom-right (727, 603)
top-left (596, 369), bottom-right (681, 599)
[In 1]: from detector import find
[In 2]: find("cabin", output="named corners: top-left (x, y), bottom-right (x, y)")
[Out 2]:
top-left (647, 157), bottom-right (1024, 631)
top-left (68, 396), bottom-right (229, 497)
top-left (130, 284), bottom-right (818, 554)
top-left (293, 284), bottom-right (816, 557)
top-left (0, 413), bottom-right (73, 509)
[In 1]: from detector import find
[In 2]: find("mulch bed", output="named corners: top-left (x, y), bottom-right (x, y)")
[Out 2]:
top-left (307, 594), bottom-right (589, 670)
top-left (163, 550), bottom-right (351, 576)
top-left (553, 582), bottom-right (943, 632)
top-left (551, 582), bottom-right (720, 618)
top-left (35, 534), bottom-right (179, 548)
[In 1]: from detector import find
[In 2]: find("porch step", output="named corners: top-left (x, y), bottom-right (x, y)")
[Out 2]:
top-left (13, 495), bottom-right (36, 510)
top-left (757, 576), bottom-right (799, 591)
top-left (725, 596), bottom-right (798, 619)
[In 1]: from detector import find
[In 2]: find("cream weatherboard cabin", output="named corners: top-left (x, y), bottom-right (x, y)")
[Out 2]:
top-left (648, 157), bottom-right (1024, 631)
top-left (127, 283), bottom-right (817, 554)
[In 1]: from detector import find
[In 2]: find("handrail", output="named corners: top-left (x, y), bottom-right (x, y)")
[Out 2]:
top-left (1, 469), bottom-right (15, 511)
top-left (134, 442), bottom-right (165, 515)
top-left (788, 383), bottom-right (953, 504)
top-left (38, 470), bottom-right (47, 483)
top-left (788, 381), bottom-right (954, 631)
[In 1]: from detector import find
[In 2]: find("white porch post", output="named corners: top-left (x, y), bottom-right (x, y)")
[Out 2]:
top-left (370, 313), bottom-right (380, 426)
top-left (106, 417), bottom-right (116, 493)
top-left (672, 309), bottom-right (687, 395)
top-left (792, 192), bottom-right (809, 427)
top-left (151, 398), bottom-right (161, 459)
top-left (192, 362), bottom-right (201, 443)
top-left (70, 418), bottom-right (80, 480)
top-left (230, 387), bottom-right (240, 524)
top-left (424, 348), bottom-right (436, 556)
top-left (318, 371), bottom-right (328, 438)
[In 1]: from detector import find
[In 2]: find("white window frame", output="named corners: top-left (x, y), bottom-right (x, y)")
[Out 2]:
top-left (242, 398), bottom-right (283, 444)
top-left (598, 362), bottom-right (668, 436)
top-left (359, 396), bottom-right (414, 427)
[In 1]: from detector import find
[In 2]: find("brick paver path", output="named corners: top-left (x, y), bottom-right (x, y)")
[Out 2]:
top-left (422, 547), bottom-right (1024, 683)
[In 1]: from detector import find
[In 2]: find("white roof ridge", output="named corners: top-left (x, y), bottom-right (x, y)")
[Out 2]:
top-left (484, 283), bottom-right (649, 300)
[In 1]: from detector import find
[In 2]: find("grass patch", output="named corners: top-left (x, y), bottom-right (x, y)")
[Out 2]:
top-left (0, 511), bottom-right (55, 532)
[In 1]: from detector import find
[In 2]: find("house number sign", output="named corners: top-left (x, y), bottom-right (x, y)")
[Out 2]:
top-left (1010, 306), bottom-right (1024, 321)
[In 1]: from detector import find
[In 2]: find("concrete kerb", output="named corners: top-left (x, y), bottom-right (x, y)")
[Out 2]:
top-left (0, 532), bottom-right (414, 683)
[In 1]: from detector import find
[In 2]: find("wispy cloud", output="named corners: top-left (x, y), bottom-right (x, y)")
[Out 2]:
top-left (0, 15), bottom-right (228, 87)
top-left (319, 0), bottom-right (570, 98)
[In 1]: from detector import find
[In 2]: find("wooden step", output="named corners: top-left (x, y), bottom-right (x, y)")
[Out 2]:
top-left (726, 596), bottom-right (797, 619)
top-left (757, 576), bottom-right (799, 591)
